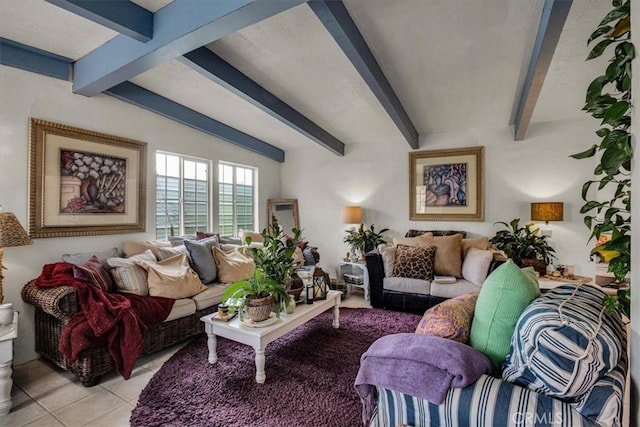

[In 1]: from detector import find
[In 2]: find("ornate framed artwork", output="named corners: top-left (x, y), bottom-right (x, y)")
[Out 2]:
top-left (28, 118), bottom-right (147, 238)
top-left (409, 146), bottom-right (484, 221)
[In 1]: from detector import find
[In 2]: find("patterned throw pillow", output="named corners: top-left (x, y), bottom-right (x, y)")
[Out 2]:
top-left (415, 292), bottom-right (479, 343)
top-left (107, 250), bottom-right (157, 296)
top-left (392, 245), bottom-right (436, 281)
top-left (72, 255), bottom-right (114, 292)
top-left (502, 284), bottom-right (625, 399)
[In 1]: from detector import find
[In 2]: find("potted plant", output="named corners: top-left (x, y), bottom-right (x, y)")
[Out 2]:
top-left (222, 268), bottom-right (290, 321)
top-left (343, 224), bottom-right (389, 260)
top-left (489, 218), bottom-right (557, 276)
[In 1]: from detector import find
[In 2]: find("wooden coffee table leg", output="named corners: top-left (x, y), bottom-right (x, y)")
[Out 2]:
top-left (332, 300), bottom-right (340, 329)
top-left (206, 332), bottom-right (218, 364)
top-left (254, 348), bottom-right (266, 383)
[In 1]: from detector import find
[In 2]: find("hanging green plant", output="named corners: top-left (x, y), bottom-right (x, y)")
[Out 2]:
top-left (571, 0), bottom-right (632, 316)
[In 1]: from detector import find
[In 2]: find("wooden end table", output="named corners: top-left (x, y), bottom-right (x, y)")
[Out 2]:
top-left (200, 290), bottom-right (341, 384)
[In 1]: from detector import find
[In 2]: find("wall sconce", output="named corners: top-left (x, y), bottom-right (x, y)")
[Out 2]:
top-left (531, 202), bottom-right (563, 236)
top-left (0, 209), bottom-right (33, 304)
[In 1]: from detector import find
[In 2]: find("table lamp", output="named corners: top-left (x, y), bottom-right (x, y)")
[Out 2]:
top-left (0, 209), bottom-right (33, 304)
top-left (530, 202), bottom-right (564, 225)
top-left (342, 206), bottom-right (362, 262)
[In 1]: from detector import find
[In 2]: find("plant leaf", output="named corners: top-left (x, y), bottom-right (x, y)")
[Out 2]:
top-left (587, 39), bottom-right (613, 60)
top-left (588, 25), bottom-right (612, 44)
top-left (601, 100), bottom-right (629, 125)
top-left (570, 145), bottom-right (597, 159)
top-left (599, 6), bottom-right (629, 27)
top-left (595, 128), bottom-right (610, 137)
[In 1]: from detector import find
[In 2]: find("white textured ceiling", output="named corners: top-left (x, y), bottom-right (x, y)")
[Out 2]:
top-left (0, 0), bottom-right (611, 155)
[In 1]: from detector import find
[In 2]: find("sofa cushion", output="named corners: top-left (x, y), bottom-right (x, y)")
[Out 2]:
top-left (392, 245), bottom-right (436, 281)
top-left (108, 250), bottom-right (156, 295)
top-left (461, 247), bottom-right (493, 286)
top-left (383, 277), bottom-right (430, 295)
top-left (122, 240), bottom-right (171, 259)
top-left (418, 233), bottom-right (464, 278)
top-left (470, 260), bottom-right (540, 370)
top-left (238, 229), bottom-right (263, 245)
top-left (185, 235), bottom-right (220, 284)
top-left (62, 247), bottom-right (120, 268)
top-left (192, 283), bottom-right (227, 310)
top-left (164, 298), bottom-right (196, 322)
top-left (157, 245), bottom-right (189, 261)
top-left (212, 246), bottom-right (255, 284)
top-left (415, 292), bottom-right (478, 343)
top-left (430, 279), bottom-right (480, 299)
top-left (72, 256), bottom-right (114, 293)
top-left (461, 237), bottom-right (489, 258)
top-left (392, 233), bottom-right (433, 247)
top-left (135, 254), bottom-right (207, 299)
top-left (378, 244), bottom-right (396, 277)
top-left (502, 284), bottom-right (625, 400)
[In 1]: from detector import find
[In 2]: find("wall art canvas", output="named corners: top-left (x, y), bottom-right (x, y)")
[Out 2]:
top-left (29, 118), bottom-right (147, 238)
top-left (409, 147), bottom-right (484, 221)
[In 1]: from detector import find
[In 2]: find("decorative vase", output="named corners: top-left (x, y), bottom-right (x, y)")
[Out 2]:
top-left (285, 296), bottom-right (296, 314)
top-left (245, 295), bottom-right (274, 322)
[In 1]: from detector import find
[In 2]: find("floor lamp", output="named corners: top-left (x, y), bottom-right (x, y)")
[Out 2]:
top-left (0, 210), bottom-right (33, 304)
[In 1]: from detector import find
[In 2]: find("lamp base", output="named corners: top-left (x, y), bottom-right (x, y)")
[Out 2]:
top-left (0, 247), bottom-right (4, 304)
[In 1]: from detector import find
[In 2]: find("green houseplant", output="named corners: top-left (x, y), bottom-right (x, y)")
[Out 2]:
top-left (489, 219), bottom-right (557, 275)
top-left (570, 0), bottom-right (632, 315)
top-left (222, 220), bottom-right (304, 320)
top-left (343, 224), bottom-right (389, 259)
top-left (221, 268), bottom-right (289, 321)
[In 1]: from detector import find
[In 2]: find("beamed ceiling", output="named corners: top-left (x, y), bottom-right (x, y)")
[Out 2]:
top-left (0, 0), bottom-right (610, 162)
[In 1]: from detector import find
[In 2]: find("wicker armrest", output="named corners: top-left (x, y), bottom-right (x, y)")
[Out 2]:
top-left (22, 279), bottom-right (79, 320)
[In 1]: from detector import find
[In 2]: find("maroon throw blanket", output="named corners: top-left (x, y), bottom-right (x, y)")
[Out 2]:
top-left (35, 262), bottom-right (174, 379)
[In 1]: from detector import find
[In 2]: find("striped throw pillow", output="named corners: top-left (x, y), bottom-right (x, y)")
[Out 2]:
top-left (502, 284), bottom-right (625, 399)
top-left (107, 250), bottom-right (156, 296)
top-left (72, 255), bottom-right (113, 292)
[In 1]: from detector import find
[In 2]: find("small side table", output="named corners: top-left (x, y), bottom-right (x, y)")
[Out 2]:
top-left (0, 311), bottom-right (18, 417)
top-left (335, 261), bottom-right (369, 301)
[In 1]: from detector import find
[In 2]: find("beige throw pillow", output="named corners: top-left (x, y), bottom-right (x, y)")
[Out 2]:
top-left (461, 237), bottom-right (489, 258)
top-left (212, 246), bottom-right (256, 283)
top-left (122, 240), bottom-right (171, 259)
top-left (418, 233), bottom-right (464, 278)
top-left (378, 244), bottom-right (397, 277)
top-left (135, 254), bottom-right (206, 299)
top-left (238, 230), bottom-right (263, 245)
top-left (392, 232), bottom-right (433, 247)
top-left (462, 248), bottom-right (494, 286)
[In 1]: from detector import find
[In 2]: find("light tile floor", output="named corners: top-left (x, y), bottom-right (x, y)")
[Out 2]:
top-left (4, 292), bottom-right (371, 427)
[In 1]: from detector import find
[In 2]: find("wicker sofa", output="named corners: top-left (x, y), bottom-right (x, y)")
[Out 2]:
top-left (22, 277), bottom-right (224, 386)
top-left (365, 230), bottom-right (504, 314)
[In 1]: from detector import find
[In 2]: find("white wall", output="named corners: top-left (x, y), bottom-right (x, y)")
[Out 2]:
top-left (0, 65), bottom-right (281, 364)
top-left (282, 119), bottom-right (598, 282)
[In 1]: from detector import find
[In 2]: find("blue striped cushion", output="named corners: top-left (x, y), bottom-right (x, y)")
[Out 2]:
top-left (502, 285), bottom-right (625, 400)
top-left (371, 375), bottom-right (593, 426)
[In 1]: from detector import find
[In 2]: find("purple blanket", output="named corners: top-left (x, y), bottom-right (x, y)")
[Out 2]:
top-left (354, 333), bottom-right (493, 424)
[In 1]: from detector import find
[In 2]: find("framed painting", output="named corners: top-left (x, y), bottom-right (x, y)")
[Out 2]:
top-left (409, 146), bottom-right (484, 221)
top-left (28, 118), bottom-right (147, 238)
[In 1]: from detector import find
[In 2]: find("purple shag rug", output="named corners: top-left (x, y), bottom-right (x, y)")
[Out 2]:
top-left (130, 308), bottom-right (420, 427)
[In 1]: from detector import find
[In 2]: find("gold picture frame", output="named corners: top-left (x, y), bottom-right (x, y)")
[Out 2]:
top-left (28, 118), bottom-right (147, 238)
top-left (409, 146), bottom-right (484, 221)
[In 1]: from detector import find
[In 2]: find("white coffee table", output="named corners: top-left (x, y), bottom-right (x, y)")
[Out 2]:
top-left (200, 290), bottom-right (341, 383)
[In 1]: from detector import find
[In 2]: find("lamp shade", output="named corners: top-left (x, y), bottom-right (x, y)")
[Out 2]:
top-left (0, 211), bottom-right (32, 247)
top-left (341, 206), bottom-right (362, 224)
top-left (530, 202), bottom-right (564, 222)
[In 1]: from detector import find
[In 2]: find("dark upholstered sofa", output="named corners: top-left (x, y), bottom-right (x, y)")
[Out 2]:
top-left (365, 230), bottom-right (504, 314)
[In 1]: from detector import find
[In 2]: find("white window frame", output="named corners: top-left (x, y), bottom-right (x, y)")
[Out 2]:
top-left (156, 151), bottom-right (211, 239)
top-left (218, 161), bottom-right (258, 236)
